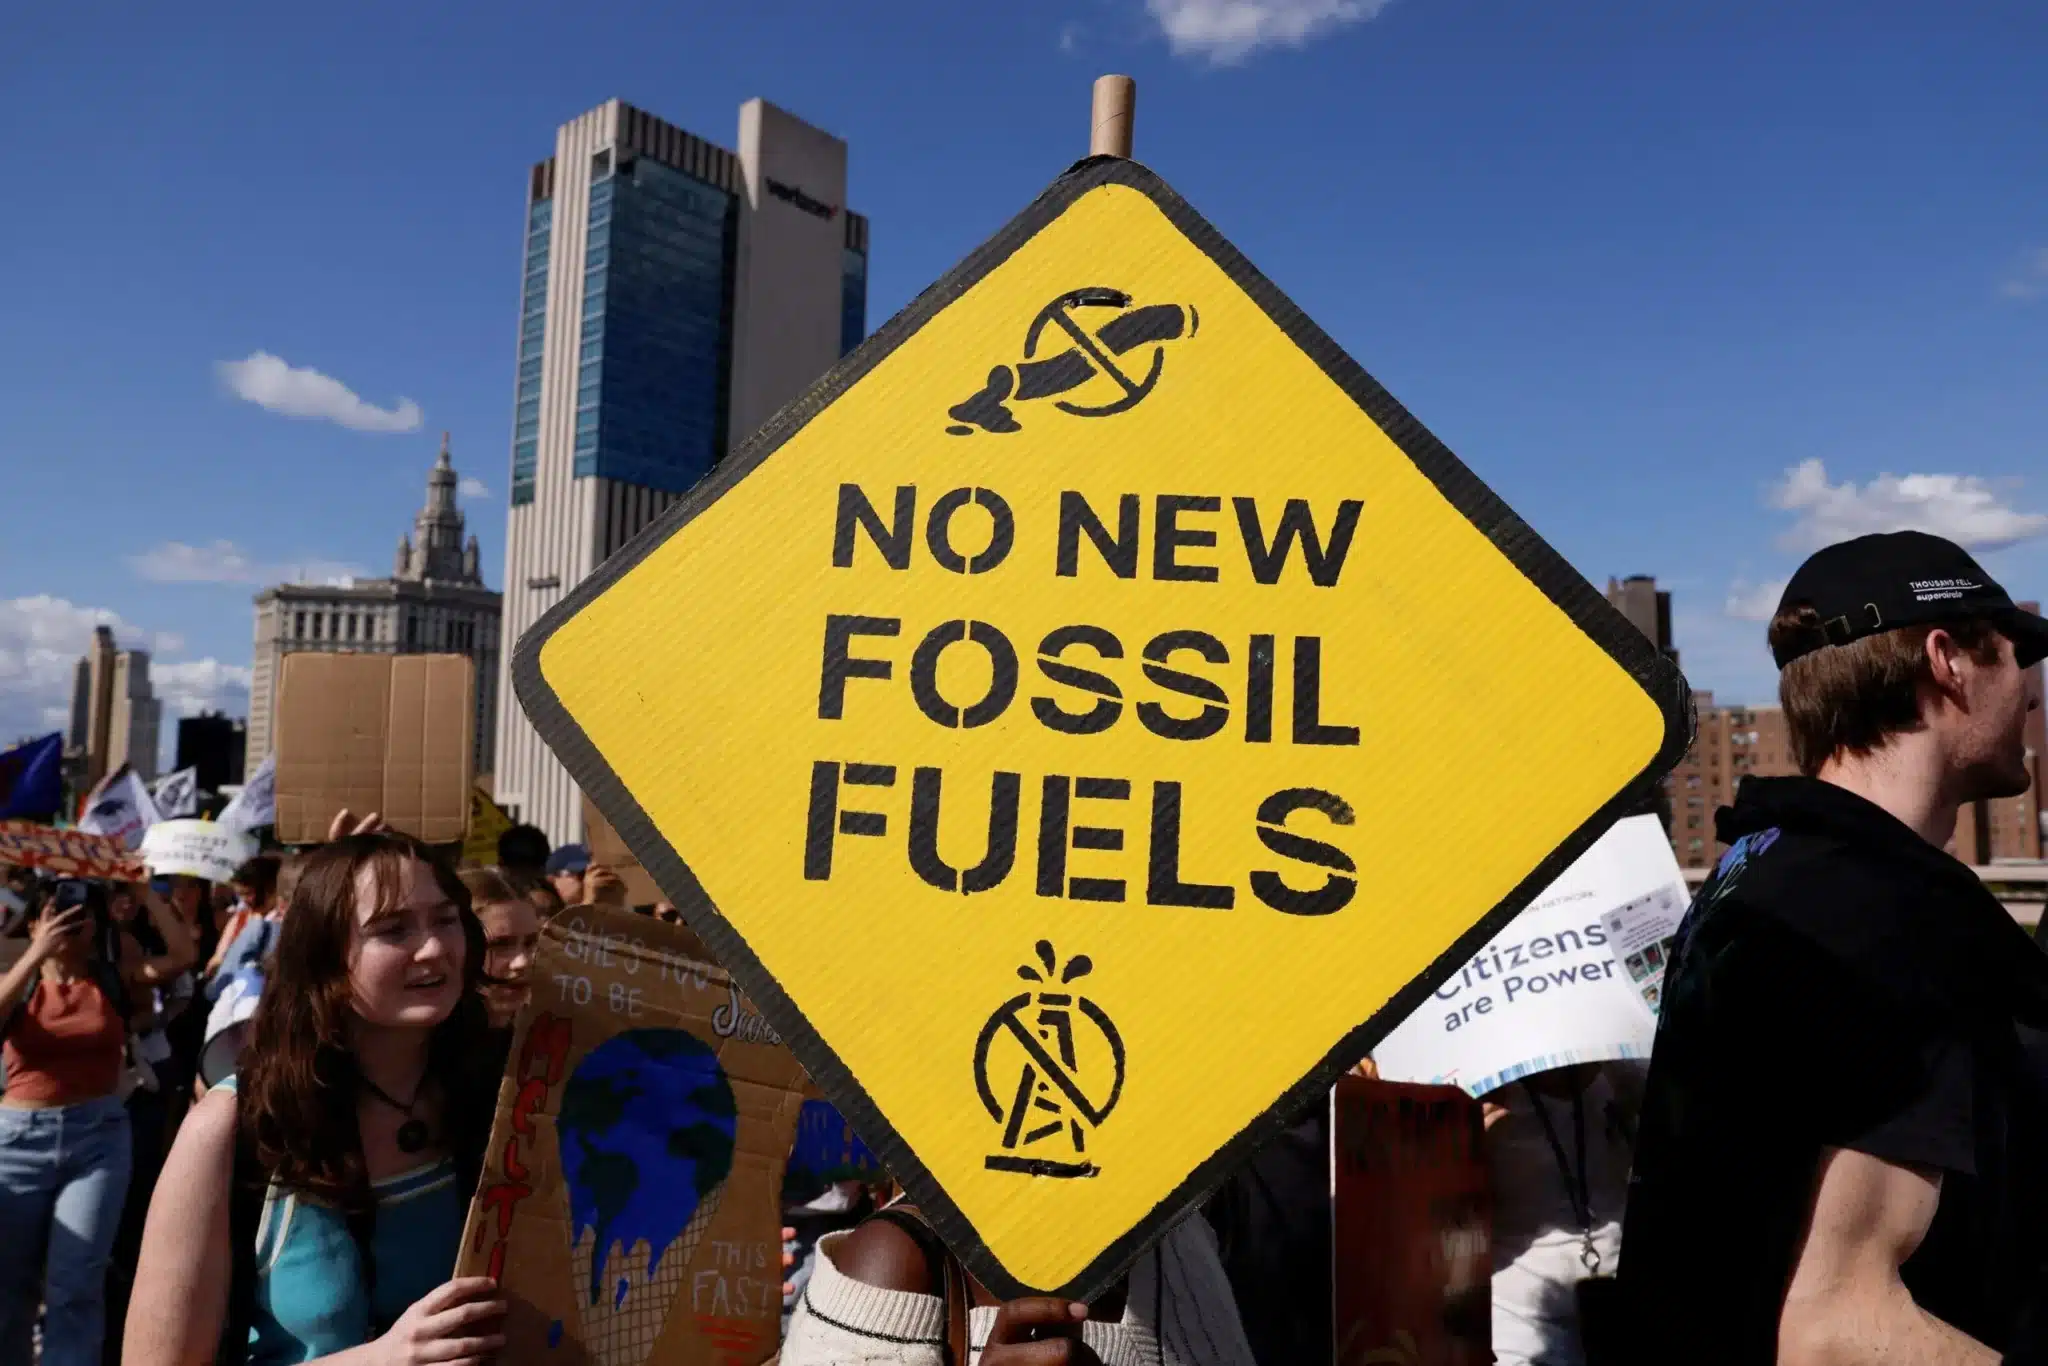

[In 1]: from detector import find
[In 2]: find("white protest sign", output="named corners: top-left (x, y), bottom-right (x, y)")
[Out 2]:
top-left (141, 818), bottom-right (258, 884)
top-left (1372, 814), bottom-right (1690, 1097)
top-left (219, 754), bottom-right (275, 833)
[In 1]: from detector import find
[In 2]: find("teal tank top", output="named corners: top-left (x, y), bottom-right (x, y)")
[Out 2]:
top-left (214, 1079), bottom-right (467, 1365)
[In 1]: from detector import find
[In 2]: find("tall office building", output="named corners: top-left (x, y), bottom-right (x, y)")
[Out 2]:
top-left (65, 625), bottom-right (161, 787)
top-left (494, 97), bottom-right (869, 840)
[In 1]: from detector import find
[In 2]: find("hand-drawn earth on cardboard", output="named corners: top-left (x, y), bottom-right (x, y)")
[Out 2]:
top-left (556, 1027), bottom-right (739, 1366)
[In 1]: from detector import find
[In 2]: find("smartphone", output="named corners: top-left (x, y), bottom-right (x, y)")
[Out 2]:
top-left (47, 880), bottom-right (106, 937)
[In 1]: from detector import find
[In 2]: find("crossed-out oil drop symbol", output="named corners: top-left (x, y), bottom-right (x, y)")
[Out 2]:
top-left (945, 288), bottom-right (1197, 436)
top-left (974, 941), bottom-right (1126, 1179)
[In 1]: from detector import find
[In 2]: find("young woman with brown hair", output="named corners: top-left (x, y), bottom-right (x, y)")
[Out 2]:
top-left (123, 832), bottom-right (508, 1366)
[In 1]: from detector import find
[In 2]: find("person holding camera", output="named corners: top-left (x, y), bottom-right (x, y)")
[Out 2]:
top-left (0, 878), bottom-right (194, 1366)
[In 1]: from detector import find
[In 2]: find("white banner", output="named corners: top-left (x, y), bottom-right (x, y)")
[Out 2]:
top-left (79, 766), bottom-right (162, 850)
top-left (152, 767), bottom-right (199, 820)
top-left (1372, 814), bottom-right (1691, 1098)
top-left (141, 818), bottom-right (258, 884)
top-left (219, 755), bottom-right (275, 833)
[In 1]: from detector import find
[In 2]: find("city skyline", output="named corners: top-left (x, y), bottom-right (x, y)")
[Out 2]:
top-left (3, 3), bottom-right (2046, 756)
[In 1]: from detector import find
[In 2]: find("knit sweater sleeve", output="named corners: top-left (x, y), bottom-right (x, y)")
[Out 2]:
top-left (779, 1231), bottom-right (950, 1366)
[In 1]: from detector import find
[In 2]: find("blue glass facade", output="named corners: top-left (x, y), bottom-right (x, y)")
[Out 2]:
top-left (573, 156), bottom-right (737, 494)
top-left (841, 247), bottom-right (867, 357)
top-left (509, 198), bottom-right (552, 506)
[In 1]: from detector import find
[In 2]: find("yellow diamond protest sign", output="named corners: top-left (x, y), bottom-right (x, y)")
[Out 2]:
top-left (514, 157), bottom-right (1690, 1300)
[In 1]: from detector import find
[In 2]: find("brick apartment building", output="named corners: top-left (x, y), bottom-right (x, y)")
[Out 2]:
top-left (1664, 692), bottom-right (1796, 869)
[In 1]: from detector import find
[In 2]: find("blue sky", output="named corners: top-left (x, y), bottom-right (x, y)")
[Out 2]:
top-left (3, 0), bottom-right (2046, 758)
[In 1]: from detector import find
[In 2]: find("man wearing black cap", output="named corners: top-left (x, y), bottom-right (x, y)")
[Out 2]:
top-left (1618, 530), bottom-right (2048, 1365)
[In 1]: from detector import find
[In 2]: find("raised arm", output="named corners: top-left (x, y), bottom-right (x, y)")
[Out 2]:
top-left (128, 882), bottom-right (197, 986)
top-left (0, 904), bottom-right (82, 1017)
top-left (1778, 1146), bottom-right (1996, 1366)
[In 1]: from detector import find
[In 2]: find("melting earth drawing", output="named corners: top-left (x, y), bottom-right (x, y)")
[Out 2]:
top-left (557, 1028), bottom-right (738, 1366)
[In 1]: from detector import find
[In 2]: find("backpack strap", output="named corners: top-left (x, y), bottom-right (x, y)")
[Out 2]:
top-left (218, 1090), bottom-right (263, 1366)
top-left (868, 1204), bottom-right (970, 1366)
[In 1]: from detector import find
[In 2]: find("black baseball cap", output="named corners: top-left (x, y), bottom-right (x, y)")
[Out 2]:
top-left (1771, 530), bottom-right (2048, 669)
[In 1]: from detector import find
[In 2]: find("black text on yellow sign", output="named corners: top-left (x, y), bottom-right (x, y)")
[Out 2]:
top-left (515, 156), bottom-right (1691, 1303)
top-left (806, 482), bottom-right (1371, 917)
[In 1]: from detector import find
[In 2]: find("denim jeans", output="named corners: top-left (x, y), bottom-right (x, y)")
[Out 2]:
top-left (0, 1096), bottom-right (133, 1366)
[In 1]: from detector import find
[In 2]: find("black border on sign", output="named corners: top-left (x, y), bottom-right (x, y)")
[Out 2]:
top-left (512, 155), bottom-right (1694, 1303)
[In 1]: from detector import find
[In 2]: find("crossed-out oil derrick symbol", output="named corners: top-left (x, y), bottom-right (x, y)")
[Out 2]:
top-left (946, 288), bottom-right (1198, 436)
top-left (974, 941), bottom-right (1126, 1179)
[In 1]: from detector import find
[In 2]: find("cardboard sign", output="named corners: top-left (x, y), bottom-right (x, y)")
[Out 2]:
top-left (1371, 814), bottom-right (1689, 1097)
top-left (464, 784), bottom-right (515, 869)
top-left (273, 653), bottom-right (474, 845)
top-left (584, 794), bottom-right (665, 911)
top-left (0, 821), bottom-right (143, 880)
top-left (455, 905), bottom-right (808, 1366)
top-left (1332, 1076), bottom-right (1491, 1366)
top-left (512, 156), bottom-right (1690, 1297)
top-left (140, 818), bottom-right (258, 884)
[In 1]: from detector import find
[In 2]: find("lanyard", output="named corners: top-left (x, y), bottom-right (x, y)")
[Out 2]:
top-left (1523, 1082), bottom-right (1602, 1275)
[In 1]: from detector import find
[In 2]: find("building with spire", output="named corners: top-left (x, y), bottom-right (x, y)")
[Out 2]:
top-left (246, 435), bottom-right (503, 773)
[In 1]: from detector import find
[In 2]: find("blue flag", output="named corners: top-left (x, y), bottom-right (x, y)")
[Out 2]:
top-left (0, 733), bottom-right (63, 820)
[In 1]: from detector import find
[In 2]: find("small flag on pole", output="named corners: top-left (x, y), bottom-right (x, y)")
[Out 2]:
top-left (78, 765), bottom-right (163, 850)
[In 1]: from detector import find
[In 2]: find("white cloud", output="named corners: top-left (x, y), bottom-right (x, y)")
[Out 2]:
top-left (1767, 458), bottom-right (2048, 554)
top-left (1999, 246), bottom-right (2048, 301)
top-left (129, 540), bottom-right (364, 587)
top-left (457, 476), bottom-right (490, 500)
top-left (1060, 21), bottom-right (1084, 53)
top-left (0, 597), bottom-right (181, 744)
top-left (153, 658), bottom-right (253, 720)
top-left (0, 596), bottom-right (255, 772)
top-left (216, 352), bottom-right (423, 433)
top-left (1147, 0), bottom-right (1391, 64)
top-left (1724, 579), bottom-right (1788, 622)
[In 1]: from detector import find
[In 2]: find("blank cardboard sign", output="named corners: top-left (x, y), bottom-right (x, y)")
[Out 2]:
top-left (514, 156), bottom-right (1692, 1299)
top-left (273, 653), bottom-right (474, 844)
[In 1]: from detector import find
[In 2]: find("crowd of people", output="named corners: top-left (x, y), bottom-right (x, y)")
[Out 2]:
top-left (0, 526), bottom-right (2040, 1365)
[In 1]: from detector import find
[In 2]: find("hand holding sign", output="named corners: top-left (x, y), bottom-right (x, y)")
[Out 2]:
top-left (982, 1301), bottom-right (1101, 1366)
top-left (326, 809), bottom-right (388, 841)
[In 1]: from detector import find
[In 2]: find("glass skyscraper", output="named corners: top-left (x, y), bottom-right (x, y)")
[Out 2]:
top-left (495, 98), bottom-right (868, 842)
